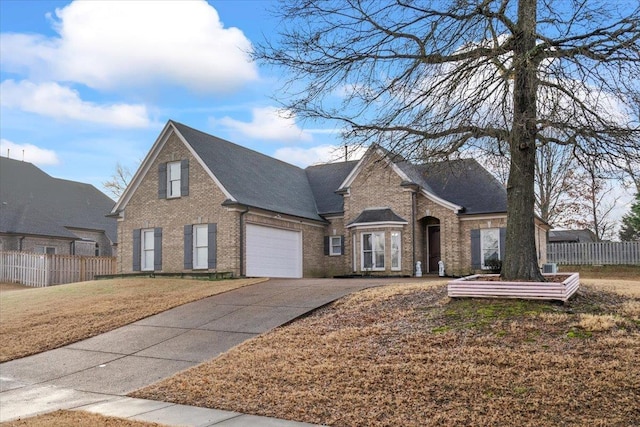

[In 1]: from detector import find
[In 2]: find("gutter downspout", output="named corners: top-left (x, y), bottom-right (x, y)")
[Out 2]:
top-left (239, 207), bottom-right (249, 277)
top-left (19, 236), bottom-right (25, 252)
top-left (412, 191), bottom-right (416, 276)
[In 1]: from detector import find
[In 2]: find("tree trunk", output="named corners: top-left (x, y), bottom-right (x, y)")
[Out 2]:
top-left (502, 0), bottom-right (545, 281)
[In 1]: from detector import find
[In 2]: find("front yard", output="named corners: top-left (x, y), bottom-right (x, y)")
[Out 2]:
top-left (132, 278), bottom-right (640, 426)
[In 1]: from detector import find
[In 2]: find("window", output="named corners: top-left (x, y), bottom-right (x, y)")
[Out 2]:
top-left (480, 228), bottom-right (500, 269)
top-left (193, 224), bottom-right (208, 269)
top-left (167, 161), bottom-right (181, 198)
top-left (36, 246), bottom-right (56, 254)
top-left (329, 236), bottom-right (342, 256)
top-left (391, 231), bottom-right (401, 271)
top-left (141, 229), bottom-right (155, 271)
top-left (362, 232), bottom-right (385, 270)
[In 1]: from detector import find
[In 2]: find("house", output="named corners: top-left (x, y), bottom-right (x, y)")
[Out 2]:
top-left (549, 229), bottom-right (597, 243)
top-left (0, 157), bottom-right (117, 256)
top-left (110, 120), bottom-right (549, 278)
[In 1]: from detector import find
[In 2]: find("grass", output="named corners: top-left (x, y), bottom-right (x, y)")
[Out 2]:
top-left (0, 277), bottom-right (264, 362)
top-left (133, 278), bottom-right (640, 427)
top-left (0, 410), bottom-right (164, 427)
top-left (558, 264), bottom-right (640, 279)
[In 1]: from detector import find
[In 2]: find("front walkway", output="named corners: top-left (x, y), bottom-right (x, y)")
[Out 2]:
top-left (0, 277), bottom-right (434, 425)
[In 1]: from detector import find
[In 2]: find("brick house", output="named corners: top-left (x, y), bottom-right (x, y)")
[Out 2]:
top-left (110, 120), bottom-right (549, 278)
top-left (0, 157), bottom-right (117, 256)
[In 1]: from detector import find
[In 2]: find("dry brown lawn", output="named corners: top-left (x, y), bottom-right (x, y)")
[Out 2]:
top-left (0, 410), bottom-right (164, 427)
top-left (133, 278), bottom-right (640, 427)
top-left (0, 277), bottom-right (264, 362)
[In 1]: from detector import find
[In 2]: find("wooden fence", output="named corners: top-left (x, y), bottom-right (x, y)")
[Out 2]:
top-left (0, 251), bottom-right (117, 287)
top-left (547, 242), bottom-right (640, 265)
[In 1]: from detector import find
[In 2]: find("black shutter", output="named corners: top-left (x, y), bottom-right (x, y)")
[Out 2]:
top-left (340, 235), bottom-right (345, 255)
top-left (470, 229), bottom-right (481, 270)
top-left (324, 236), bottom-right (330, 255)
top-left (132, 229), bottom-right (141, 271)
top-left (154, 227), bottom-right (162, 271)
top-left (158, 163), bottom-right (167, 199)
top-left (208, 223), bottom-right (217, 269)
top-left (499, 227), bottom-right (506, 261)
top-left (184, 225), bottom-right (193, 270)
top-left (181, 159), bottom-right (189, 196)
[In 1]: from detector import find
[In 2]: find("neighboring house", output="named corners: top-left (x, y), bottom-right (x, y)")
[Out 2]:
top-left (549, 229), bottom-right (597, 244)
top-left (110, 120), bottom-right (549, 278)
top-left (0, 157), bottom-right (117, 256)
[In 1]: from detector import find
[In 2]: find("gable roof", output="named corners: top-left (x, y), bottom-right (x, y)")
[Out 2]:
top-left (113, 121), bottom-right (507, 221)
top-left (399, 159), bottom-right (507, 215)
top-left (172, 121), bottom-right (323, 221)
top-left (305, 160), bottom-right (359, 215)
top-left (0, 157), bottom-right (117, 242)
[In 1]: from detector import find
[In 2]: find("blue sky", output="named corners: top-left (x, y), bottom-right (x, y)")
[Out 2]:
top-left (0, 0), bottom-right (634, 230)
top-left (0, 0), bottom-right (350, 198)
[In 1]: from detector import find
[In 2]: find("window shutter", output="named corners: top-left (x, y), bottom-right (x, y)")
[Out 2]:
top-left (324, 236), bottom-right (330, 255)
top-left (154, 227), bottom-right (162, 271)
top-left (184, 225), bottom-right (193, 270)
top-left (470, 229), bottom-right (481, 270)
top-left (208, 223), bottom-right (217, 269)
top-left (158, 163), bottom-right (167, 199)
top-left (499, 227), bottom-right (506, 261)
top-left (181, 159), bottom-right (189, 196)
top-left (132, 229), bottom-right (141, 271)
top-left (340, 235), bottom-right (345, 255)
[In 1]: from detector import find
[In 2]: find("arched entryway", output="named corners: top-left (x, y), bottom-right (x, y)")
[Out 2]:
top-left (420, 216), bottom-right (441, 273)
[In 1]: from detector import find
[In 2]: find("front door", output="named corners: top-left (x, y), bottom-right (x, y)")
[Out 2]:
top-left (427, 226), bottom-right (441, 272)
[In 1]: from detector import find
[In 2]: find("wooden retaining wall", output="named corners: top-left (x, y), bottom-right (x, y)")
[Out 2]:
top-left (448, 273), bottom-right (580, 302)
top-left (0, 251), bottom-right (116, 287)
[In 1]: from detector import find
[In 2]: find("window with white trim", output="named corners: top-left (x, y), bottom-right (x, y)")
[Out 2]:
top-left (480, 228), bottom-right (500, 269)
top-left (329, 236), bottom-right (342, 256)
top-left (362, 232), bottom-right (385, 271)
top-left (167, 161), bottom-right (181, 198)
top-left (193, 224), bottom-right (208, 269)
top-left (141, 228), bottom-right (155, 271)
top-left (391, 231), bottom-right (401, 271)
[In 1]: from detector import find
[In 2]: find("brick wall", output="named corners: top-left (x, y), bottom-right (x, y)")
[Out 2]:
top-left (117, 133), bottom-right (241, 275)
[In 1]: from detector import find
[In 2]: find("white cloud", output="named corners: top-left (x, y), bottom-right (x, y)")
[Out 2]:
top-left (215, 107), bottom-right (313, 143)
top-left (274, 144), bottom-right (366, 167)
top-left (0, 80), bottom-right (150, 128)
top-left (0, 139), bottom-right (59, 165)
top-left (0, 0), bottom-right (257, 92)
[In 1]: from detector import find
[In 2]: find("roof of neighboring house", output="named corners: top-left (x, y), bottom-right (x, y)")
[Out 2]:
top-left (348, 208), bottom-right (408, 226)
top-left (0, 157), bottom-right (117, 242)
top-left (173, 121), bottom-right (324, 221)
top-left (399, 159), bottom-right (508, 215)
top-left (549, 229), bottom-right (597, 243)
top-left (305, 160), bottom-right (359, 215)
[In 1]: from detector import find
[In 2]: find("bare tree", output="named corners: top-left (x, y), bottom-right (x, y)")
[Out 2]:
top-left (257, 0), bottom-right (640, 281)
top-left (103, 162), bottom-right (132, 200)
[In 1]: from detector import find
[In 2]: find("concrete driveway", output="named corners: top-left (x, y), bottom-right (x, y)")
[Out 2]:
top-left (0, 277), bottom-right (429, 424)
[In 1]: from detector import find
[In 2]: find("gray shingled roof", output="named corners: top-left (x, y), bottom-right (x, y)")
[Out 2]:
top-left (549, 229), bottom-right (596, 243)
top-left (305, 160), bottom-right (359, 215)
top-left (0, 157), bottom-right (117, 242)
top-left (348, 208), bottom-right (407, 225)
top-left (173, 121), bottom-right (323, 221)
top-left (398, 159), bottom-right (507, 215)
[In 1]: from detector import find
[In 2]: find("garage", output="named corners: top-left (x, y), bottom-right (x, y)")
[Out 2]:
top-left (246, 224), bottom-right (303, 278)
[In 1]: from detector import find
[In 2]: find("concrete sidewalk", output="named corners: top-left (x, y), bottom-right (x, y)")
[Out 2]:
top-left (1, 277), bottom-right (425, 425)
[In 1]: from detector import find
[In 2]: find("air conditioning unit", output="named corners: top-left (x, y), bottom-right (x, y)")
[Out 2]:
top-left (542, 263), bottom-right (558, 274)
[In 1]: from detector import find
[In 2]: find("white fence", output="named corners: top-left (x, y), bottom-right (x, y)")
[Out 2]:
top-left (0, 251), bottom-right (116, 287)
top-left (547, 242), bottom-right (640, 265)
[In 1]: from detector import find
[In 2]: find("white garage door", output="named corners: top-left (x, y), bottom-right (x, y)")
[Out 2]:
top-left (246, 224), bottom-right (302, 278)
